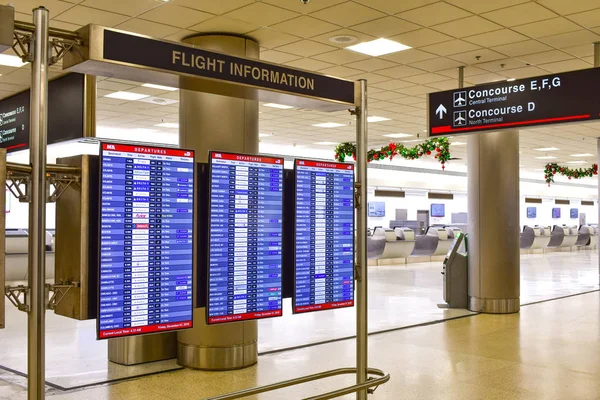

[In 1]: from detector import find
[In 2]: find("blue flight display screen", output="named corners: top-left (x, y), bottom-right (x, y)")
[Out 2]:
top-left (98, 143), bottom-right (195, 339)
top-left (294, 159), bottom-right (355, 313)
top-left (207, 152), bottom-right (284, 324)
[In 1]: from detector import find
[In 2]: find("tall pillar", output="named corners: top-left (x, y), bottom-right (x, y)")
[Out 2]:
top-left (467, 130), bottom-right (520, 313)
top-left (177, 34), bottom-right (259, 370)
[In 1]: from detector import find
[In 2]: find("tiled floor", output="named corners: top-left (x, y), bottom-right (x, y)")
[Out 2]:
top-left (0, 250), bottom-right (598, 395)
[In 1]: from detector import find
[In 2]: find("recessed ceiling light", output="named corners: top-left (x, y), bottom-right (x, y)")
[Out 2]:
top-left (571, 153), bottom-right (594, 157)
top-left (368, 116), bottom-right (391, 123)
top-left (137, 96), bottom-right (178, 105)
top-left (142, 83), bottom-right (178, 91)
top-left (383, 133), bottom-right (412, 138)
top-left (259, 133), bottom-right (273, 137)
top-left (507, 78), bottom-right (516, 82)
top-left (451, 141), bottom-right (466, 146)
top-left (346, 38), bottom-right (411, 57)
top-left (535, 147), bottom-right (560, 151)
top-left (155, 122), bottom-right (179, 128)
top-left (566, 160), bottom-right (586, 164)
top-left (0, 54), bottom-right (27, 67)
top-left (105, 91), bottom-right (150, 101)
top-left (329, 35), bottom-right (358, 44)
top-left (314, 141), bottom-right (338, 145)
top-left (313, 122), bottom-right (346, 128)
top-left (535, 156), bottom-right (556, 160)
top-left (263, 103), bottom-right (294, 109)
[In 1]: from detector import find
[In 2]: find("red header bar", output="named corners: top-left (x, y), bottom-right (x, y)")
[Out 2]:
top-left (102, 143), bottom-right (194, 158)
top-left (211, 152), bottom-right (283, 165)
top-left (295, 300), bottom-right (354, 314)
top-left (296, 159), bottom-right (354, 170)
top-left (99, 320), bottom-right (192, 339)
top-left (208, 309), bottom-right (282, 324)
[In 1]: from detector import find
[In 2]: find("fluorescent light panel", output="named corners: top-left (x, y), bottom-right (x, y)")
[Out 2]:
top-left (450, 142), bottom-right (466, 146)
top-left (313, 122), bottom-right (345, 128)
top-left (155, 122), bottom-right (179, 128)
top-left (368, 116), bottom-right (391, 123)
top-left (383, 133), bottom-right (412, 138)
top-left (142, 83), bottom-right (178, 91)
top-left (0, 54), bottom-right (27, 67)
top-left (535, 156), bottom-right (556, 160)
top-left (105, 91), bottom-right (149, 101)
top-left (259, 133), bottom-right (273, 137)
top-left (263, 103), bottom-right (294, 109)
top-left (571, 153), bottom-right (593, 157)
top-left (566, 161), bottom-right (586, 164)
top-left (314, 141), bottom-right (338, 145)
top-left (346, 38), bottom-right (411, 57)
top-left (535, 147), bottom-right (560, 151)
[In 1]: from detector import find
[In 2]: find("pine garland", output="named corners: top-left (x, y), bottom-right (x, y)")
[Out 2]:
top-left (544, 163), bottom-right (598, 185)
top-left (334, 137), bottom-right (451, 169)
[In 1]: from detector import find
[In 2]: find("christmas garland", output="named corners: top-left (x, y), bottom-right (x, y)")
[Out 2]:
top-left (544, 163), bottom-right (598, 185)
top-left (334, 137), bottom-right (451, 169)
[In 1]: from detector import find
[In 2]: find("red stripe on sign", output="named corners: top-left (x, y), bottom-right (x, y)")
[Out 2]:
top-left (431, 114), bottom-right (591, 135)
top-left (6, 143), bottom-right (27, 150)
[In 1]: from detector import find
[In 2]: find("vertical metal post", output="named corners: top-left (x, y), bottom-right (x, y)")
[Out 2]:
top-left (355, 79), bottom-right (368, 400)
top-left (595, 43), bottom-right (600, 284)
top-left (28, 7), bottom-right (49, 400)
top-left (458, 66), bottom-right (465, 89)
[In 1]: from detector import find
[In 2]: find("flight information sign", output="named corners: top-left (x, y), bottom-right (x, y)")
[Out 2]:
top-left (294, 159), bottom-right (355, 314)
top-left (207, 152), bottom-right (284, 324)
top-left (428, 67), bottom-right (600, 136)
top-left (98, 143), bottom-right (195, 339)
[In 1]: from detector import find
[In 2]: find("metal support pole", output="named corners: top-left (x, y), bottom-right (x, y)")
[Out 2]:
top-left (28, 7), bottom-right (49, 400)
top-left (458, 66), bottom-right (465, 89)
top-left (595, 43), bottom-right (600, 285)
top-left (355, 79), bottom-right (368, 400)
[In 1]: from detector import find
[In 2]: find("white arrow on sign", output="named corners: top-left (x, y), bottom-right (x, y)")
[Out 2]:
top-left (436, 104), bottom-right (447, 119)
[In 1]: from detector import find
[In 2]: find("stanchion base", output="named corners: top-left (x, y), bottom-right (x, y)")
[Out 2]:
top-left (177, 341), bottom-right (257, 370)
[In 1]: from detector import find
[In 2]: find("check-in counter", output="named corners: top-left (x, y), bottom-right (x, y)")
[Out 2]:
top-left (376, 227), bottom-right (416, 260)
top-left (547, 225), bottom-right (578, 248)
top-left (520, 225), bottom-right (552, 250)
top-left (575, 225), bottom-right (594, 247)
top-left (5, 229), bottom-right (55, 282)
top-left (413, 227), bottom-right (452, 257)
top-left (367, 228), bottom-right (386, 260)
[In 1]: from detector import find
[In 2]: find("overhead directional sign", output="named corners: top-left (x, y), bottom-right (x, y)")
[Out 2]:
top-left (428, 67), bottom-right (600, 136)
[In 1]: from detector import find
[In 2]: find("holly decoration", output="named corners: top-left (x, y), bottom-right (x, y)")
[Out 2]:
top-left (334, 137), bottom-right (451, 170)
top-left (544, 163), bottom-right (598, 186)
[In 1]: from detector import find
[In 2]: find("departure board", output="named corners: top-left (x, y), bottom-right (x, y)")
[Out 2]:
top-left (294, 159), bottom-right (355, 313)
top-left (98, 143), bottom-right (195, 339)
top-left (207, 152), bottom-right (284, 324)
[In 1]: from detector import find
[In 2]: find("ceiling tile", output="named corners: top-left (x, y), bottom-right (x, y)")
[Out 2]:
top-left (449, 49), bottom-right (506, 65)
top-left (436, 66), bottom-right (488, 78)
top-left (426, 79), bottom-right (462, 90)
top-left (351, 16), bottom-right (420, 38)
top-left (493, 40), bottom-right (552, 57)
top-left (389, 29), bottom-right (453, 48)
top-left (345, 72), bottom-right (391, 83)
top-left (466, 72), bottom-right (506, 85)
top-left (116, 19), bottom-right (180, 38)
top-left (403, 73), bottom-right (449, 84)
top-left (248, 28), bottom-right (301, 49)
top-left (353, 0), bottom-right (433, 13)
top-left (284, 58), bottom-right (334, 71)
top-left (567, 8), bottom-right (600, 28)
top-left (409, 58), bottom-right (465, 72)
top-left (536, 0), bottom-right (600, 14)
top-left (562, 44), bottom-right (594, 58)
top-left (444, 0), bottom-right (529, 14)
top-left (371, 80), bottom-right (416, 90)
top-left (539, 59), bottom-right (592, 73)
top-left (225, 2), bottom-right (299, 26)
top-left (513, 17), bottom-right (581, 39)
top-left (475, 58), bottom-right (529, 72)
top-left (54, 5), bottom-right (128, 26)
top-left (271, 16), bottom-right (339, 38)
top-left (319, 65), bottom-right (364, 78)
top-left (275, 40), bottom-right (337, 57)
top-left (309, 28), bottom-right (377, 49)
top-left (421, 40), bottom-right (481, 56)
top-left (48, 20), bottom-right (83, 31)
top-left (312, 49), bottom-right (369, 64)
top-left (260, 50), bottom-right (302, 64)
top-left (432, 16), bottom-right (502, 38)
top-left (397, 85), bottom-right (436, 96)
top-left (516, 50), bottom-right (574, 66)
top-left (482, 3), bottom-right (558, 27)
top-left (80, 0), bottom-right (163, 16)
top-left (380, 49), bottom-right (438, 64)
top-left (502, 66), bottom-right (554, 79)
top-left (171, 0), bottom-right (254, 15)
top-left (138, 4), bottom-right (213, 28)
top-left (190, 16), bottom-right (259, 34)
top-left (310, 2), bottom-right (385, 27)
top-left (377, 65), bottom-right (427, 78)
top-left (262, 0), bottom-right (345, 14)
top-left (12, 0), bottom-right (74, 16)
top-left (463, 29), bottom-right (529, 47)
top-left (539, 30), bottom-right (600, 49)
top-left (398, 3), bottom-right (471, 26)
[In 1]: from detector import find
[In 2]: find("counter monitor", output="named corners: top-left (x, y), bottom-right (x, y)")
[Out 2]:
top-left (207, 152), bottom-right (284, 324)
top-left (570, 208), bottom-right (579, 219)
top-left (552, 208), bottom-right (561, 219)
top-left (368, 202), bottom-right (385, 217)
top-left (293, 159), bottom-right (355, 314)
top-left (431, 203), bottom-right (445, 218)
top-left (98, 143), bottom-right (195, 339)
top-left (526, 207), bottom-right (536, 219)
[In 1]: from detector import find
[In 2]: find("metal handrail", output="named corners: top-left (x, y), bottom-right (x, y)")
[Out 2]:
top-left (14, 20), bottom-right (80, 42)
top-left (204, 367), bottom-right (390, 400)
top-left (6, 162), bottom-right (80, 175)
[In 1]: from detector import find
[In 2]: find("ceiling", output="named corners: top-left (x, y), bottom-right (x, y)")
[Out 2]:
top-left (2, 0), bottom-right (600, 174)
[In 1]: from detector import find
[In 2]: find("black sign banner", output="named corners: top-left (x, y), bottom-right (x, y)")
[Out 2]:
top-left (427, 67), bottom-right (600, 136)
top-left (0, 73), bottom-right (85, 152)
top-left (103, 30), bottom-right (355, 105)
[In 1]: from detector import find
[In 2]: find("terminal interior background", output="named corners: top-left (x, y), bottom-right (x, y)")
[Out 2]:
top-left (1, 0), bottom-right (600, 397)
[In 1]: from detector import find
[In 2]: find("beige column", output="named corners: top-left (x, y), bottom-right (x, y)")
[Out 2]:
top-left (177, 34), bottom-right (259, 370)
